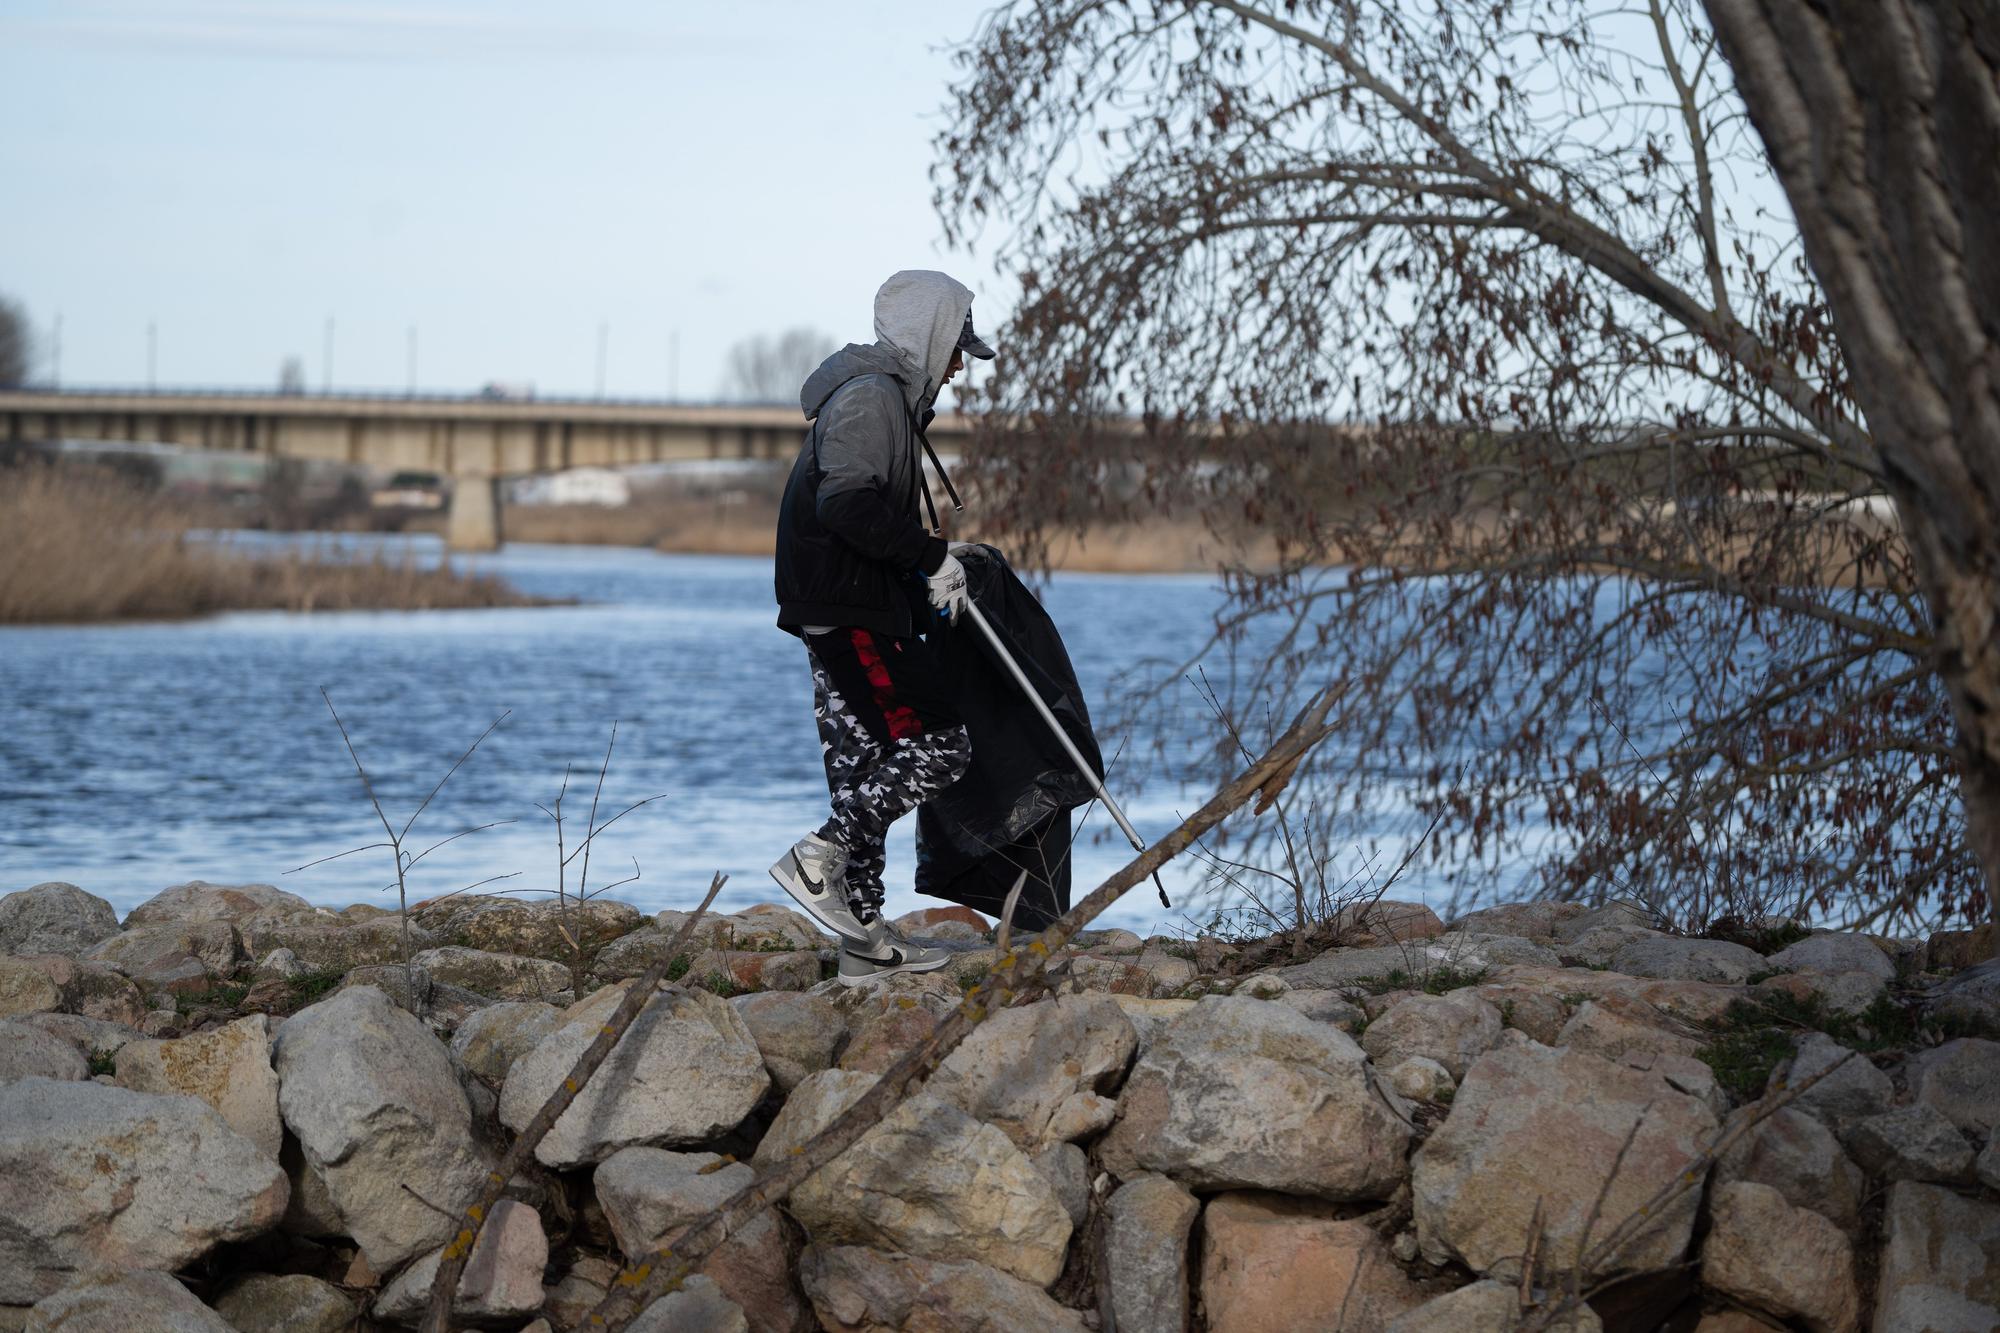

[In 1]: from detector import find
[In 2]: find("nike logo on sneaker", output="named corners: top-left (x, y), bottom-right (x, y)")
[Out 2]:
top-left (845, 947), bottom-right (907, 966)
top-left (795, 862), bottom-right (829, 898)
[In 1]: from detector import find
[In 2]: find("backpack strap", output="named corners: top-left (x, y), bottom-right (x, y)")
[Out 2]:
top-left (907, 404), bottom-right (963, 536)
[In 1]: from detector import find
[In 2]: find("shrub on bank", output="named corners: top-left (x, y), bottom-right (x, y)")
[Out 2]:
top-left (0, 463), bottom-right (547, 623)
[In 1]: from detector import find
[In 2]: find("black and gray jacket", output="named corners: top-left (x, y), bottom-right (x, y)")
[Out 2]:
top-left (774, 270), bottom-right (972, 640)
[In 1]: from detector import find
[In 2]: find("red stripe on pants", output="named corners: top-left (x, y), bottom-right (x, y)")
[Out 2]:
top-left (850, 628), bottom-right (924, 741)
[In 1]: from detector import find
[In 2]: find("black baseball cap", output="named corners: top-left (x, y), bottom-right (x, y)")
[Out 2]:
top-left (958, 310), bottom-right (996, 360)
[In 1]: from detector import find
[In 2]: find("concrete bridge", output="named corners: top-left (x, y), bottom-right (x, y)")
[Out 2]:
top-left (0, 389), bottom-right (976, 550)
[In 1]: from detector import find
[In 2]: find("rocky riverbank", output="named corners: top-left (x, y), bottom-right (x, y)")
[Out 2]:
top-left (1, 879), bottom-right (1996, 1331)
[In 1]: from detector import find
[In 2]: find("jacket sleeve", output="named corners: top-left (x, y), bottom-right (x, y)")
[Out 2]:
top-left (814, 379), bottom-right (948, 575)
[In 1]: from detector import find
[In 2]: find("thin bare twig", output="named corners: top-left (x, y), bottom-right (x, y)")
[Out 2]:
top-left (318, 691), bottom-right (507, 1011)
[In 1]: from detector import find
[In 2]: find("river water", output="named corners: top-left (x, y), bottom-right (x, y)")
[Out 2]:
top-left (0, 538), bottom-right (1291, 935)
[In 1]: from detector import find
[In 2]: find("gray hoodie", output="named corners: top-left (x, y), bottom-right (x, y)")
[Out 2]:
top-left (775, 272), bottom-right (974, 634)
top-left (794, 270), bottom-right (974, 552)
top-left (870, 269), bottom-right (975, 415)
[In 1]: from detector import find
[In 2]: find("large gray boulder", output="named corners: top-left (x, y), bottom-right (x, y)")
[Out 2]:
top-left (1846, 1104), bottom-right (1976, 1183)
top-left (211, 1273), bottom-right (356, 1333)
top-left (770, 1074), bottom-right (1072, 1288)
top-left (12, 1012), bottom-right (139, 1062)
top-left (730, 990), bottom-right (848, 1092)
top-left (1906, 1036), bottom-right (2000, 1136)
top-left (371, 1197), bottom-right (548, 1325)
top-left (1556, 924), bottom-right (1663, 970)
top-left (593, 1147), bottom-right (805, 1333)
top-left (1276, 935), bottom-right (1558, 988)
top-left (1032, 1141), bottom-right (1091, 1229)
top-left (24, 1270), bottom-right (235, 1332)
top-left (1872, 1181), bottom-right (2000, 1331)
top-left (1609, 936), bottom-right (1764, 984)
top-left (271, 985), bottom-right (488, 1270)
top-left (1713, 1105), bottom-right (1868, 1230)
top-left (0, 1020), bottom-right (88, 1085)
top-left (0, 957), bottom-right (64, 1019)
top-left (626, 1275), bottom-right (749, 1333)
top-left (8, 956), bottom-right (146, 1026)
top-left (1383, 1280), bottom-right (1601, 1332)
top-left (258, 917), bottom-right (435, 972)
top-left (497, 980), bottom-right (768, 1167)
top-left (414, 895), bottom-right (645, 960)
top-left (1413, 1043), bottom-right (1717, 1281)
top-left (1765, 932), bottom-right (1894, 980)
top-left (799, 1244), bottom-right (1091, 1333)
top-left (1928, 955), bottom-right (2000, 1028)
top-left (1701, 1181), bottom-right (1861, 1333)
top-left (408, 945), bottom-right (571, 999)
top-left (1446, 901), bottom-right (1591, 940)
top-left (449, 999), bottom-right (561, 1084)
top-left (82, 920), bottom-right (240, 978)
top-left (1100, 995), bottom-right (1409, 1200)
top-left (927, 994), bottom-right (1136, 1149)
top-left (335, 963), bottom-right (490, 1032)
top-left (1199, 1190), bottom-right (1428, 1332)
top-left (1360, 991), bottom-right (1503, 1080)
top-left (1550, 899), bottom-right (1656, 942)
top-left (0, 884), bottom-right (119, 957)
top-left (1780, 1033), bottom-right (1893, 1131)
top-left (1104, 1174), bottom-right (1199, 1333)
top-left (0, 1078), bottom-right (288, 1304)
top-left (123, 881), bottom-right (321, 932)
top-left (114, 1014), bottom-right (282, 1159)
top-left (596, 1148), bottom-right (755, 1258)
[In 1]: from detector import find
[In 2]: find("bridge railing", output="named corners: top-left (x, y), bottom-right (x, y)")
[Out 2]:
top-left (0, 384), bottom-right (805, 410)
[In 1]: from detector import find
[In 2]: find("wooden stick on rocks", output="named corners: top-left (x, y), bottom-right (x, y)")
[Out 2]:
top-left (580, 687), bottom-right (1343, 1331)
top-left (420, 871), bottom-right (728, 1333)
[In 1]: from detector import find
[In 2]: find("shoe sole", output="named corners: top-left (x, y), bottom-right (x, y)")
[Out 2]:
top-left (767, 854), bottom-right (872, 945)
top-left (835, 952), bottom-right (953, 986)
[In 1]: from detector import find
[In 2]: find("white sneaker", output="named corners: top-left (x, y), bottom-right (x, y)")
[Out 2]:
top-left (768, 832), bottom-right (871, 945)
top-left (836, 917), bottom-right (953, 986)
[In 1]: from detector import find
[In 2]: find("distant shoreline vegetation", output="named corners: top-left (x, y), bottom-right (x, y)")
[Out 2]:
top-left (0, 463), bottom-right (559, 624)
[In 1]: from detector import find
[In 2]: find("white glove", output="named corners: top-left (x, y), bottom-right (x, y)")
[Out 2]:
top-left (926, 551), bottom-right (970, 623)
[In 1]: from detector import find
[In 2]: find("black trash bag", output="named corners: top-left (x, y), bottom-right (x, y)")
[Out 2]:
top-left (914, 546), bottom-right (1103, 932)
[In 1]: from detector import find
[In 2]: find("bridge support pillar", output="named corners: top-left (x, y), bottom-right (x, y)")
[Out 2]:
top-left (446, 477), bottom-right (503, 552)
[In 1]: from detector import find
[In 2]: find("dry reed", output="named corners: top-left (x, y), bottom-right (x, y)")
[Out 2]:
top-left (0, 465), bottom-right (549, 623)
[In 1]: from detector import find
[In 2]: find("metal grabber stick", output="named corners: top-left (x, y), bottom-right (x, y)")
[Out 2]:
top-left (960, 594), bottom-right (1172, 909)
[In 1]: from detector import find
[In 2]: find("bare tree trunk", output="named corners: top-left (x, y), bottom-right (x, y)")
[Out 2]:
top-left (1707, 0), bottom-right (2000, 942)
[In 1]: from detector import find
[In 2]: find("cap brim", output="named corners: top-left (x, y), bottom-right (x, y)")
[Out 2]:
top-left (959, 333), bottom-right (997, 361)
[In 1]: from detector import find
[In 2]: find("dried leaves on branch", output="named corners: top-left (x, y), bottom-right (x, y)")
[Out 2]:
top-left (934, 0), bottom-right (1986, 934)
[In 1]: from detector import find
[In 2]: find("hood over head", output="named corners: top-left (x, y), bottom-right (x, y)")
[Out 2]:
top-left (797, 270), bottom-right (979, 420)
top-left (873, 270), bottom-right (975, 414)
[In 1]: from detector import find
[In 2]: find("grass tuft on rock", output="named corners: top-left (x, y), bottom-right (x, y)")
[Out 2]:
top-left (1696, 988), bottom-right (2000, 1101)
top-left (1353, 963), bottom-right (1491, 996)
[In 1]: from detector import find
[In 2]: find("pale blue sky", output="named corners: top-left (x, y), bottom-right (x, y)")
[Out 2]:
top-left (0, 1), bottom-right (1004, 401)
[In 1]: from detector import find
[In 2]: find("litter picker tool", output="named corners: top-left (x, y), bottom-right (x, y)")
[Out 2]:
top-left (960, 594), bottom-right (1172, 910)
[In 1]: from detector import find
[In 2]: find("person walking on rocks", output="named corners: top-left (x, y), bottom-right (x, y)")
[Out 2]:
top-left (768, 269), bottom-right (996, 983)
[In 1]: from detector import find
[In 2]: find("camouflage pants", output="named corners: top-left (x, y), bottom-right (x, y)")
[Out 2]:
top-left (806, 629), bottom-right (971, 922)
